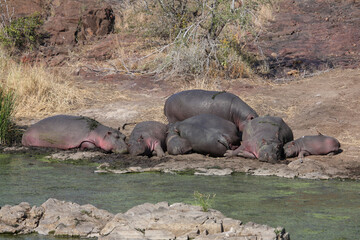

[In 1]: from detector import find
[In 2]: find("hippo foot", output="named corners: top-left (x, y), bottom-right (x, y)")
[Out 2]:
top-left (224, 150), bottom-right (236, 158)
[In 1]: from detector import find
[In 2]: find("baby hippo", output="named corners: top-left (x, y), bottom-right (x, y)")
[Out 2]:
top-left (284, 134), bottom-right (341, 158)
top-left (128, 121), bottom-right (167, 157)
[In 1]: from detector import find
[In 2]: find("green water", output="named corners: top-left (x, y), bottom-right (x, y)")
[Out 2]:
top-left (0, 154), bottom-right (360, 240)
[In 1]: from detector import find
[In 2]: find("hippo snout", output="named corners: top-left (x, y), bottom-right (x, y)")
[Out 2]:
top-left (113, 145), bottom-right (128, 154)
top-left (258, 143), bottom-right (282, 163)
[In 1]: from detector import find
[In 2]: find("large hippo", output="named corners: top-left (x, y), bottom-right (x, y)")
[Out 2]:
top-left (166, 114), bottom-right (241, 157)
top-left (164, 89), bottom-right (258, 131)
top-left (284, 134), bottom-right (341, 158)
top-left (22, 115), bottom-right (127, 153)
top-left (225, 116), bottom-right (293, 163)
top-left (128, 121), bottom-right (167, 157)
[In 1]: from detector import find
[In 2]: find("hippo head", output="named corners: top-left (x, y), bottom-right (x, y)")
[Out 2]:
top-left (283, 141), bottom-right (297, 158)
top-left (258, 142), bottom-right (283, 163)
top-left (166, 124), bottom-right (192, 155)
top-left (101, 129), bottom-right (128, 154)
top-left (128, 135), bottom-right (149, 156)
top-left (166, 134), bottom-right (192, 155)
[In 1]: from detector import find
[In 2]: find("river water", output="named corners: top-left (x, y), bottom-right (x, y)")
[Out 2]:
top-left (0, 154), bottom-right (359, 240)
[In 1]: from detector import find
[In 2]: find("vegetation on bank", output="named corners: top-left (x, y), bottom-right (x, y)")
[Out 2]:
top-left (0, 50), bottom-right (88, 118)
top-left (193, 191), bottom-right (216, 212)
top-left (0, 85), bottom-right (16, 145)
top-left (116, 0), bottom-right (275, 79)
top-left (0, 13), bottom-right (44, 53)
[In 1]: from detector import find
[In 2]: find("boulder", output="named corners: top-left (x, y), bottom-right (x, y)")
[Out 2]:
top-left (41, 0), bottom-right (115, 46)
top-left (0, 202), bottom-right (44, 234)
top-left (0, 198), bottom-right (290, 240)
top-left (35, 198), bottom-right (114, 238)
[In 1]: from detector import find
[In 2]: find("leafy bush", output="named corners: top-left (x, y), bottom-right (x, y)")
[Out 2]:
top-left (0, 13), bottom-right (43, 51)
top-left (0, 86), bottom-right (15, 145)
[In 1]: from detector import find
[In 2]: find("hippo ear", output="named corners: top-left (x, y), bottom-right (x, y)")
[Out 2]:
top-left (137, 135), bottom-right (143, 142)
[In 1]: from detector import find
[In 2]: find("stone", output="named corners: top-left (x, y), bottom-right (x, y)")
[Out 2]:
top-left (195, 168), bottom-right (233, 176)
top-left (0, 202), bottom-right (44, 234)
top-left (1, 198), bottom-right (290, 239)
top-left (35, 198), bottom-right (113, 237)
top-left (144, 229), bottom-right (176, 239)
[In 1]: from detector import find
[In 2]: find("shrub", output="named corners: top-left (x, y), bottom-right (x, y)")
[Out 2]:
top-left (0, 13), bottom-right (44, 51)
top-left (193, 191), bottom-right (216, 212)
top-left (0, 86), bottom-right (15, 145)
top-left (118, 0), bottom-right (274, 79)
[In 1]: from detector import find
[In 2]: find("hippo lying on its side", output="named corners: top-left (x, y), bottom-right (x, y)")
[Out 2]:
top-left (22, 115), bottom-right (128, 153)
top-left (166, 114), bottom-right (241, 157)
top-left (164, 89), bottom-right (258, 131)
top-left (128, 121), bottom-right (167, 157)
top-left (225, 116), bottom-right (293, 163)
top-left (284, 134), bottom-right (341, 158)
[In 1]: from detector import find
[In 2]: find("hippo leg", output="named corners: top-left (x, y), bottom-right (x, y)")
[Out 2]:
top-left (298, 150), bottom-right (311, 158)
top-left (218, 135), bottom-right (230, 150)
top-left (153, 143), bottom-right (165, 157)
top-left (224, 147), bottom-right (257, 158)
top-left (80, 141), bottom-right (97, 150)
top-left (235, 150), bottom-right (256, 159)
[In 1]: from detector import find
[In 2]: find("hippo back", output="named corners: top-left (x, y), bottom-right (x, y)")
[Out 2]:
top-left (164, 90), bottom-right (258, 130)
top-left (22, 115), bottom-right (96, 148)
top-left (22, 115), bottom-right (128, 153)
top-left (174, 114), bottom-right (241, 156)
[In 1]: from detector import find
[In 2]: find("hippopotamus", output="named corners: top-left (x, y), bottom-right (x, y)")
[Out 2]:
top-left (164, 89), bottom-right (258, 131)
top-left (284, 134), bottom-right (341, 158)
top-left (225, 116), bottom-right (294, 163)
top-left (128, 121), bottom-right (167, 157)
top-left (166, 114), bottom-right (241, 157)
top-left (21, 115), bottom-right (128, 153)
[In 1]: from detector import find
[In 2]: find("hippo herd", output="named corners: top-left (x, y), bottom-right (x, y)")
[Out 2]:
top-left (22, 89), bottom-right (341, 163)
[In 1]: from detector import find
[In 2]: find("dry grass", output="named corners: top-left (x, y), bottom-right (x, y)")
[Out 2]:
top-left (253, 2), bottom-right (276, 31)
top-left (0, 50), bottom-right (91, 119)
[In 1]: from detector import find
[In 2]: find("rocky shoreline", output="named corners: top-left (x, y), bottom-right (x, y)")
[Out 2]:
top-left (47, 150), bottom-right (355, 180)
top-left (0, 198), bottom-right (290, 239)
top-left (2, 147), bottom-right (354, 180)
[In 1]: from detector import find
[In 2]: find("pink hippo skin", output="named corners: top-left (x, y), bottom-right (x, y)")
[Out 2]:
top-left (128, 121), bottom-right (167, 157)
top-left (164, 89), bottom-right (258, 131)
top-left (225, 116), bottom-right (294, 163)
top-left (22, 115), bottom-right (127, 153)
top-left (283, 134), bottom-right (341, 158)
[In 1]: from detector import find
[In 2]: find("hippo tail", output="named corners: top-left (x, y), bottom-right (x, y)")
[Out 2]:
top-left (122, 122), bottom-right (137, 130)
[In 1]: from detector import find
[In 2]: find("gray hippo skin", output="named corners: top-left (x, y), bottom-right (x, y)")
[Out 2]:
top-left (22, 115), bottom-right (127, 153)
top-left (284, 134), bottom-right (341, 158)
top-left (166, 114), bottom-right (241, 157)
top-left (225, 116), bottom-right (294, 163)
top-left (164, 89), bottom-right (258, 131)
top-left (128, 121), bottom-right (167, 157)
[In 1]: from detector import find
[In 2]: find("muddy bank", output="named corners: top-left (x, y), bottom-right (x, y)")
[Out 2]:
top-left (2, 146), bottom-right (354, 180)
